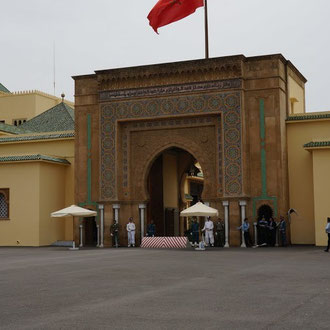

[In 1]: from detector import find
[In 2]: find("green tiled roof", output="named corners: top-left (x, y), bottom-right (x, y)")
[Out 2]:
top-left (0, 83), bottom-right (10, 93)
top-left (20, 102), bottom-right (74, 132)
top-left (304, 141), bottom-right (330, 148)
top-left (287, 113), bottom-right (330, 121)
top-left (0, 122), bottom-right (33, 135)
top-left (0, 154), bottom-right (70, 165)
top-left (0, 132), bottom-right (74, 143)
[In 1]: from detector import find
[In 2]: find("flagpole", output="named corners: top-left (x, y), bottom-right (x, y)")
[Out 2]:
top-left (204, 0), bottom-right (209, 59)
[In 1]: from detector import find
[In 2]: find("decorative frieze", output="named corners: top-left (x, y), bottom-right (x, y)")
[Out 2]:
top-left (99, 79), bottom-right (242, 101)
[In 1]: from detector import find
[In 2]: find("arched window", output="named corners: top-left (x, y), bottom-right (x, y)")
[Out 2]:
top-left (0, 189), bottom-right (9, 219)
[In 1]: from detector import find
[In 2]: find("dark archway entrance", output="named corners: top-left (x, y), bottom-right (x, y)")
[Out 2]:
top-left (147, 147), bottom-right (204, 237)
top-left (84, 217), bottom-right (97, 246)
top-left (257, 204), bottom-right (274, 221)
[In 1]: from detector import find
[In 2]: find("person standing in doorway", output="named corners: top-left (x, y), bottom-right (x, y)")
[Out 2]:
top-left (191, 218), bottom-right (199, 247)
top-left (258, 216), bottom-right (268, 245)
top-left (147, 220), bottom-right (156, 237)
top-left (110, 220), bottom-right (120, 248)
top-left (279, 216), bottom-right (287, 247)
top-left (202, 217), bottom-right (214, 247)
top-left (126, 217), bottom-right (136, 247)
top-left (324, 217), bottom-right (330, 252)
top-left (238, 218), bottom-right (253, 247)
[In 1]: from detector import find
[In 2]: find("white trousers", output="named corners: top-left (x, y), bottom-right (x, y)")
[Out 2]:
top-left (205, 230), bottom-right (214, 245)
top-left (128, 231), bottom-right (135, 246)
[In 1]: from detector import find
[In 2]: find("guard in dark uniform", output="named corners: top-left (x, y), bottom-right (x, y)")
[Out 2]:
top-left (279, 216), bottom-right (287, 247)
top-left (268, 217), bottom-right (277, 246)
top-left (191, 218), bottom-right (199, 247)
top-left (258, 216), bottom-right (268, 245)
top-left (215, 218), bottom-right (225, 247)
top-left (147, 220), bottom-right (156, 237)
top-left (110, 220), bottom-right (120, 248)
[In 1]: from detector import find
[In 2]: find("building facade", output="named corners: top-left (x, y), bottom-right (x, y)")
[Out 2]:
top-left (0, 88), bottom-right (75, 247)
top-left (0, 86), bottom-right (73, 126)
top-left (1, 55), bottom-right (329, 248)
top-left (287, 112), bottom-right (330, 246)
top-left (74, 54), bottom-right (307, 247)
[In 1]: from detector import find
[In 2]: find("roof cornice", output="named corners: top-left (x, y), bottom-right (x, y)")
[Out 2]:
top-left (73, 53), bottom-right (307, 86)
top-left (0, 154), bottom-right (71, 165)
top-left (286, 112), bottom-right (330, 122)
top-left (304, 141), bottom-right (330, 150)
top-left (0, 131), bottom-right (74, 144)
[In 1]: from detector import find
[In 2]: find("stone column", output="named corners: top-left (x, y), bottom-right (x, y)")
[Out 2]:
top-left (98, 204), bottom-right (104, 248)
top-left (139, 204), bottom-right (146, 240)
top-left (275, 221), bottom-right (279, 247)
top-left (112, 204), bottom-right (120, 247)
top-left (239, 200), bottom-right (247, 248)
top-left (96, 224), bottom-right (100, 247)
top-left (253, 222), bottom-right (258, 246)
top-left (222, 201), bottom-right (229, 248)
top-left (79, 223), bottom-right (83, 248)
top-left (113, 204), bottom-right (120, 223)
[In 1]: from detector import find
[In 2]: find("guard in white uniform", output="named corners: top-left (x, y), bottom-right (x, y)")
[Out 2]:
top-left (126, 217), bottom-right (136, 247)
top-left (202, 217), bottom-right (214, 247)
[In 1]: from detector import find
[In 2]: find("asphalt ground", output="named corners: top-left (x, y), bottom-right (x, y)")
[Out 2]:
top-left (0, 246), bottom-right (329, 330)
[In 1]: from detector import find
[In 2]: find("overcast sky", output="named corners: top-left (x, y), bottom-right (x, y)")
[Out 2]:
top-left (1, 0), bottom-right (329, 112)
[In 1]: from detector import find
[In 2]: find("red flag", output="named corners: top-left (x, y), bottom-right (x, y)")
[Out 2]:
top-left (148, 0), bottom-right (204, 33)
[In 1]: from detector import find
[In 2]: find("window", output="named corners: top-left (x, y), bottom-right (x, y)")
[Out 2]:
top-left (12, 119), bottom-right (27, 126)
top-left (0, 189), bottom-right (9, 219)
top-left (0, 120), bottom-right (5, 124)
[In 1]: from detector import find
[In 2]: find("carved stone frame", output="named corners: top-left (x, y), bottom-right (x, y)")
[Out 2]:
top-left (100, 80), bottom-right (243, 201)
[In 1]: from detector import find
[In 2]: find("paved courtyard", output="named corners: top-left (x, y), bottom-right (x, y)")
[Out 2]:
top-left (0, 246), bottom-right (329, 330)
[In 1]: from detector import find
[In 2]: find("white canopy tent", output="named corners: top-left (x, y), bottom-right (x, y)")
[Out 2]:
top-left (51, 205), bottom-right (97, 250)
top-left (180, 202), bottom-right (219, 217)
top-left (51, 205), bottom-right (97, 218)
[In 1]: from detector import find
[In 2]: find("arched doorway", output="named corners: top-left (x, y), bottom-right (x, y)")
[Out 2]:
top-left (257, 204), bottom-right (274, 221)
top-left (147, 147), bottom-right (204, 237)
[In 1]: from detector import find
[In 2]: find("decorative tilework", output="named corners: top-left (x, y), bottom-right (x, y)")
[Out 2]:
top-left (100, 89), bottom-right (242, 200)
top-left (121, 116), bottom-right (217, 191)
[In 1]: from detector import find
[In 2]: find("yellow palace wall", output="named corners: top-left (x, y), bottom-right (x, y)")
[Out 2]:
top-left (39, 162), bottom-right (71, 245)
top-left (0, 91), bottom-right (74, 125)
top-left (0, 135), bottom-right (74, 246)
top-left (288, 75), bottom-right (305, 115)
top-left (287, 116), bottom-right (330, 246)
top-left (0, 163), bottom-right (40, 246)
top-left (310, 149), bottom-right (330, 246)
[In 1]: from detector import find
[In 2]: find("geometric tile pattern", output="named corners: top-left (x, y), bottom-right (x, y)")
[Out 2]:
top-left (100, 90), bottom-right (242, 200)
top-left (121, 116), bottom-right (217, 189)
top-left (126, 116), bottom-right (218, 201)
